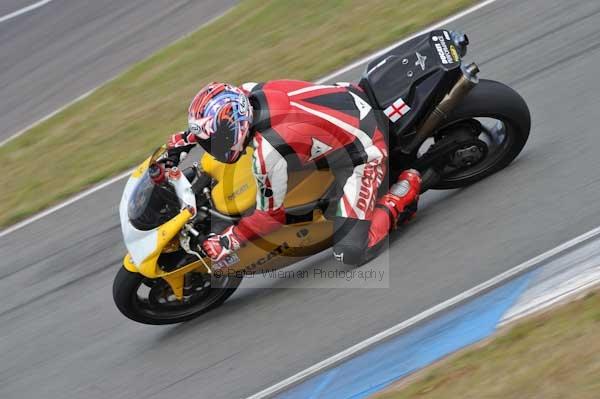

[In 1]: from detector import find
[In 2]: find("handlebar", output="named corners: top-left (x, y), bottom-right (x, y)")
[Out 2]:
top-left (149, 162), bottom-right (166, 184)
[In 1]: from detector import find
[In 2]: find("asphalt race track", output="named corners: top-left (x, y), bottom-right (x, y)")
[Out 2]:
top-left (0, 0), bottom-right (237, 142)
top-left (2, 0), bottom-right (600, 398)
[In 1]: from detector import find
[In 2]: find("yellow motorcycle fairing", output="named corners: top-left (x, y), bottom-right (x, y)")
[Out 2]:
top-left (215, 208), bottom-right (334, 276)
top-left (122, 148), bottom-right (338, 300)
top-left (201, 149), bottom-right (336, 215)
top-left (201, 149), bottom-right (258, 215)
top-left (120, 155), bottom-right (208, 299)
top-left (200, 150), bottom-right (337, 275)
top-left (122, 208), bottom-right (194, 277)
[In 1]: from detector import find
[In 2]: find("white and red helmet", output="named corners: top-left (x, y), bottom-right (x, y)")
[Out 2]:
top-left (188, 82), bottom-right (253, 163)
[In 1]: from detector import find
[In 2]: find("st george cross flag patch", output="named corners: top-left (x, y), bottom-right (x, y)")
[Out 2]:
top-left (383, 97), bottom-right (411, 123)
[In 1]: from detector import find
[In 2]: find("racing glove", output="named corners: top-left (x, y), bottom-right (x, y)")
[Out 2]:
top-left (167, 130), bottom-right (199, 149)
top-left (164, 131), bottom-right (199, 166)
top-left (201, 225), bottom-right (242, 262)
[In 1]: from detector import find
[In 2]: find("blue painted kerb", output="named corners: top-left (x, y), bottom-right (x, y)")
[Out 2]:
top-left (276, 270), bottom-right (535, 399)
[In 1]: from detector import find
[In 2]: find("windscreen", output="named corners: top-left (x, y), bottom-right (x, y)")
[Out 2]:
top-left (128, 171), bottom-right (179, 231)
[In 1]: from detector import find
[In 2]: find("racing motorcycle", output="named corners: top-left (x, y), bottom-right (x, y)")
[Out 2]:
top-left (113, 30), bottom-right (531, 324)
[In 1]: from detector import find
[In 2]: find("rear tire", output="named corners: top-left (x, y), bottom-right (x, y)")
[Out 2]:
top-left (431, 79), bottom-right (531, 189)
top-left (112, 267), bottom-right (242, 325)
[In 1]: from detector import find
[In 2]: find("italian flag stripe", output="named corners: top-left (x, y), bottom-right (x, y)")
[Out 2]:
top-left (256, 135), bottom-right (269, 210)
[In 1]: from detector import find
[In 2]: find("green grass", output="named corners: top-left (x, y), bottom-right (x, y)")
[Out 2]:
top-left (375, 289), bottom-right (600, 399)
top-left (0, 0), bottom-right (477, 227)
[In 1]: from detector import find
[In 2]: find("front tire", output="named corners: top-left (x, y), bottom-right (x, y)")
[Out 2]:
top-left (112, 267), bottom-right (242, 325)
top-left (430, 79), bottom-right (531, 189)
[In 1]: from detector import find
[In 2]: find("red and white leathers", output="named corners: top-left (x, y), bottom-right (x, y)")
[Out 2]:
top-left (230, 80), bottom-right (421, 265)
top-left (173, 80), bottom-right (421, 265)
top-left (231, 81), bottom-right (387, 244)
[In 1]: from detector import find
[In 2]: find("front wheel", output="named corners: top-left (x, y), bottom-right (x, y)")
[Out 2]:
top-left (428, 79), bottom-right (531, 189)
top-left (112, 267), bottom-right (242, 325)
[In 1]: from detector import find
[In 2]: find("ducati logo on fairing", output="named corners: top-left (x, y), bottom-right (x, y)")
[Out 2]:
top-left (415, 52), bottom-right (427, 71)
top-left (226, 183), bottom-right (249, 201)
top-left (249, 242), bottom-right (290, 270)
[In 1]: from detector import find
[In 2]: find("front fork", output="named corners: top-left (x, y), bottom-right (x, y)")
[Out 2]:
top-left (124, 254), bottom-right (211, 301)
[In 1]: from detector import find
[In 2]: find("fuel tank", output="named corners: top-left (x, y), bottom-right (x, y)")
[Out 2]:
top-left (200, 149), bottom-right (335, 215)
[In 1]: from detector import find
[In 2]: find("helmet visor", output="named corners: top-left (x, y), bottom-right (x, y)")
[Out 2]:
top-left (197, 123), bottom-right (239, 163)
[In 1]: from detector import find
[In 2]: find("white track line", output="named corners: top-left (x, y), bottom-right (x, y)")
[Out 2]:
top-left (0, 0), bottom-right (499, 234)
top-left (0, 169), bottom-right (133, 238)
top-left (0, 6), bottom-right (234, 148)
top-left (0, 87), bottom-right (109, 147)
top-left (0, 0), bottom-right (53, 24)
top-left (247, 224), bottom-right (600, 399)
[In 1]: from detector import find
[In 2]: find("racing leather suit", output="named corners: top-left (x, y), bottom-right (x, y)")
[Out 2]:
top-left (235, 80), bottom-right (415, 265)
top-left (175, 80), bottom-right (420, 266)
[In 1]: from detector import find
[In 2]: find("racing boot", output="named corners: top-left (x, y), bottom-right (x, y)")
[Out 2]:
top-left (368, 169), bottom-right (422, 248)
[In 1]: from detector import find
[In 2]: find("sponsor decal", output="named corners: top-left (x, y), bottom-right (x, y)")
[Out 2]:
top-left (238, 94), bottom-right (250, 116)
top-left (443, 30), bottom-right (451, 41)
top-left (188, 117), bottom-right (213, 139)
top-left (214, 252), bottom-right (240, 270)
top-left (415, 52), bottom-right (427, 71)
top-left (356, 162), bottom-right (384, 215)
top-left (383, 97), bottom-right (411, 123)
top-left (226, 183), bottom-right (249, 201)
top-left (357, 164), bottom-right (376, 213)
top-left (432, 34), bottom-right (455, 65)
top-left (449, 45), bottom-right (460, 62)
top-left (309, 137), bottom-right (333, 160)
top-left (435, 42), bottom-right (448, 64)
top-left (214, 242), bottom-right (291, 277)
top-left (189, 123), bottom-right (201, 134)
top-left (248, 242), bottom-right (290, 271)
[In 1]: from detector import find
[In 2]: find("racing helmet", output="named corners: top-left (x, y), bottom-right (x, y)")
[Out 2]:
top-left (188, 82), bottom-right (253, 163)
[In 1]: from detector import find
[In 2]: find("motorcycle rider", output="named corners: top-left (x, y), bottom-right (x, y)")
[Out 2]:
top-left (166, 81), bottom-right (421, 266)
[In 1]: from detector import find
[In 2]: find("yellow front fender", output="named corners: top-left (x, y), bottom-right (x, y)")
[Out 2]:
top-left (122, 208), bottom-right (216, 299)
top-left (136, 208), bottom-right (193, 277)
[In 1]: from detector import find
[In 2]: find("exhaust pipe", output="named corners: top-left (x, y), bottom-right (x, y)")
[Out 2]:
top-left (402, 62), bottom-right (480, 154)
